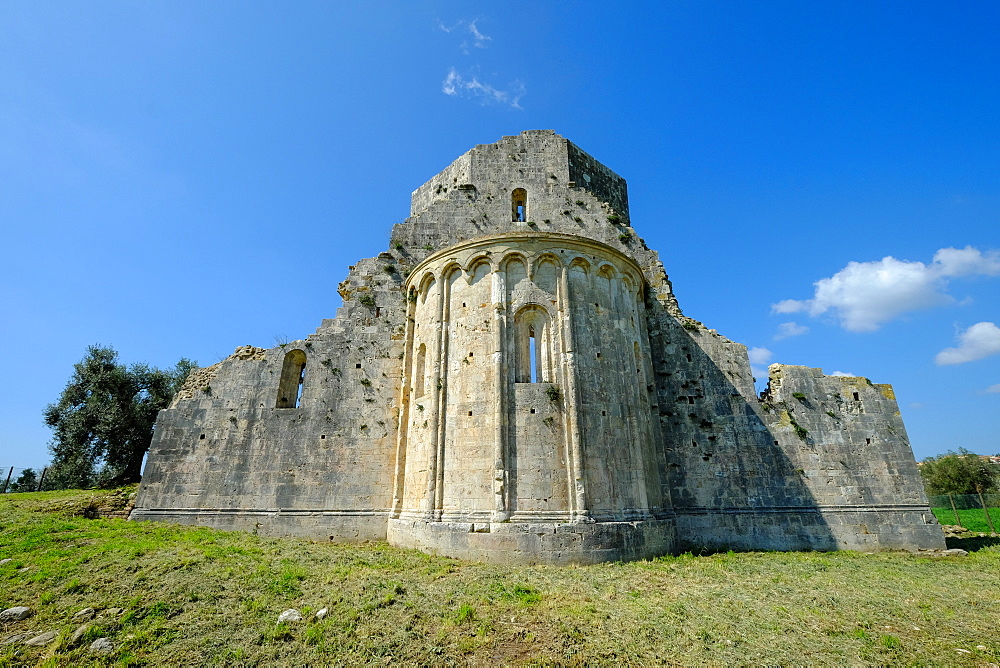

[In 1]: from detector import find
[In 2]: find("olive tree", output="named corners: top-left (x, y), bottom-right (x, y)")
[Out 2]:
top-left (44, 345), bottom-right (195, 488)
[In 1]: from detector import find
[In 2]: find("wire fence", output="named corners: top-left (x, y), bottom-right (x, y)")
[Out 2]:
top-left (928, 493), bottom-right (1000, 533)
top-left (1, 466), bottom-right (48, 493)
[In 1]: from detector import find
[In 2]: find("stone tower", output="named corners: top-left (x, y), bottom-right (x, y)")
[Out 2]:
top-left (132, 131), bottom-right (945, 563)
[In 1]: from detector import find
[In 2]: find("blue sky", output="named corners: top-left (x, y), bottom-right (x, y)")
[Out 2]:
top-left (2, 1), bottom-right (998, 471)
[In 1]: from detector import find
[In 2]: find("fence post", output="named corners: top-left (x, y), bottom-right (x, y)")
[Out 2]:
top-left (2, 467), bottom-right (12, 494)
top-left (977, 490), bottom-right (996, 533)
top-left (36, 467), bottom-right (47, 492)
top-left (948, 494), bottom-right (961, 526)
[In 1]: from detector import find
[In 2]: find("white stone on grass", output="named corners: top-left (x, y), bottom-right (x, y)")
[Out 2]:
top-left (277, 609), bottom-right (302, 624)
top-left (315, 608), bottom-right (328, 620)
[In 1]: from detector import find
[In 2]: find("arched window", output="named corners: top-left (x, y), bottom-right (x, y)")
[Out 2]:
top-left (511, 188), bottom-right (527, 222)
top-left (414, 342), bottom-right (427, 398)
top-left (514, 306), bottom-right (551, 383)
top-left (276, 349), bottom-right (307, 408)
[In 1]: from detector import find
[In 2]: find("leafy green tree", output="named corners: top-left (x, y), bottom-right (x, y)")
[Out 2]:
top-left (920, 448), bottom-right (999, 496)
top-left (7, 468), bottom-right (38, 493)
top-left (43, 345), bottom-right (196, 488)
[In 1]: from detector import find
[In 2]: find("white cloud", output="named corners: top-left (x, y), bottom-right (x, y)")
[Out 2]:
top-left (774, 321), bottom-right (808, 340)
top-left (747, 347), bottom-right (772, 381)
top-left (772, 246), bottom-right (1000, 332)
top-left (467, 20), bottom-right (491, 48)
top-left (984, 384), bottom-right (1000, 394)
top-left (441, 68), bottom-right (524, 108)
top-left (437, 18), bottom-right (491, 51)
top-left (829, 370), bottom-right (855, 377)
top-left (935, 322), bottom-right (1000, 365)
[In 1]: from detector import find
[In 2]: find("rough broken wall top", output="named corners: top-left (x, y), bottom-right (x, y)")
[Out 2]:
top-left (409, 130), bottom-right (630, 221)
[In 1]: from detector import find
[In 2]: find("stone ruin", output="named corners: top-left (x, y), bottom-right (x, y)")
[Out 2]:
top-left (132, 130), bottom-right (946, 563)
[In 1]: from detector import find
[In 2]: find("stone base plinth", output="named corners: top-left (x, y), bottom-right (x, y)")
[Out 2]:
top-left (387, 517), bottom-right (676, 565)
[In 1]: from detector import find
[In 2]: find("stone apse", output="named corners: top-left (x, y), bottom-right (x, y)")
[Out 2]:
top-left (132, 130), bottom-right (945, 564)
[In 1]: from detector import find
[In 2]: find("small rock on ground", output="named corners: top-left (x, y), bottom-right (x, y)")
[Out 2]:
top-left (72, 607), bottom-right (96, 621)
top-left (0, 607), bottom-right (32, 622)
top-left (89, 637), bottom-right (114, 654)
top-left (277, 609), bottom-right (302, 624)
top-left (0, 558), bottom-right (12, 566)
top-left (315, 608), bottom-right (328, 620)
top-left (69, 624), bottom-right (91, 647)
top-left (24, 631), bottom-right (58, 647)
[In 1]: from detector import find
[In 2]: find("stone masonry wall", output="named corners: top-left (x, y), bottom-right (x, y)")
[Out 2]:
top-left (134, 130), bottom-right (944, 560)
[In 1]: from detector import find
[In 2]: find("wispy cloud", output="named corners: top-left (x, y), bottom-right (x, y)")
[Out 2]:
top-left (829, 370), bottom-right (856, 377)
top-left (984, 384), bottom-right (1000, 394)
top-left (441, 68), bottom-right (524, 109)
top-left (467, 20), bottom-right (491, 48)
top-left (935, 322), bottom-right (1000, 365)
top-left (774, 321), bottom-right (808, 340)
top-left (437, 18), bottom-right (492, 52)
top-left (772, 246), bottom-right (1000, 332)
top-left (436, 16), bottom-right (524, 108)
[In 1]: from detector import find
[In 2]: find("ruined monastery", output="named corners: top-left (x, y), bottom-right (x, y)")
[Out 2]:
top-left (133, 130), bottom-right (945, 563)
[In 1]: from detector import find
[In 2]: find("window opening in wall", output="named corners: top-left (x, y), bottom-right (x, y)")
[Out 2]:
top-left (853, 392), bottom-right (860, 401)
top-left (530, 408), bottom-right (536, 414)
top-left (276, 349), bottom-right (308, 409)
top-left (295, 363), bottom-right (306, 405)
top-left (356, 363), bottom-right (362, 369)
top-left (511, 188), bottom-right (527, 221)
top-left (199, 434), bottom-right (206, 440)
top-left (415, 343), bottom-right (427, 398)
top-left (529, 329), bottom-right (538, 382)
top-left (515, 306), bottom-right (550, 383)
top-left (866, 438), bottom-right (871, 445)
top-left (468, 411), bottom-right (473, 416)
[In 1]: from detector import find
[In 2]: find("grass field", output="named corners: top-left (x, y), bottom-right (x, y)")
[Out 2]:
top-left (1, 488), bottom-right (998, 666)
top-left (931, 507), bottom-right (1000, 533)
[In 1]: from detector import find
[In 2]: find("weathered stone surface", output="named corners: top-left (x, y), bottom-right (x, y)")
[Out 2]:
top-left (89, 637), bottom-right (114, 654)
top-left (133, 130), bottom-right (945, 564)
top-left (315, 608), bottom-right (328, 620)
top-left (68, 624), bottom-right (91, 647)
top-left (24, 631), bottom-right (57, 646)
top-left (72, 607), bottom-right (96, 621)
top-left (277, 609), bottom-right (302, 624)
top-left (0, 606), bottom-right (32, 622)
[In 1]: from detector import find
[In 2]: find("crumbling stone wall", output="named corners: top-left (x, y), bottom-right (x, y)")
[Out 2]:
top-left (133, 130), bottom-right (944, 562)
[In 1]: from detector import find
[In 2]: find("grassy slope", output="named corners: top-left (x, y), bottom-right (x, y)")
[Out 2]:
top-left (0, 489), bottom-right (998, 666)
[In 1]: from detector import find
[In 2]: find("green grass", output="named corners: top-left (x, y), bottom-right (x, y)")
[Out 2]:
top-left (931, 506), bottom-right (1000, 532)
top-left (0, 488), bottom-right (998, 666)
